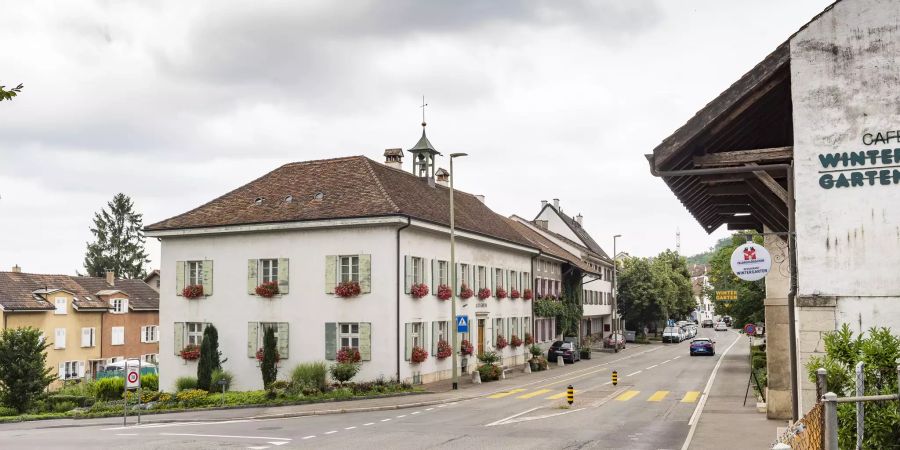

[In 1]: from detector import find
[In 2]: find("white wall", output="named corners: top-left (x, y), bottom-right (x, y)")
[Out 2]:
top-left (536, 207), bottom-right (581, 244)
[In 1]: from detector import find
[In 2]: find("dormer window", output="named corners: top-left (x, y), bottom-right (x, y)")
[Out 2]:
top-left (110, 298), bottom-right (128, 314)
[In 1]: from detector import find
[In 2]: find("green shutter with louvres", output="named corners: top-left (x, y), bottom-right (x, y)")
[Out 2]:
top-left (404, 323), bottom-right (413, 361)
top-left (325, 256), bottom-right (337, 293)
top-left (247, 259), bottom-right (258, 294)
top-left (432, 321), bottom-right (438, 355)
top-left (404, 256), bottom-right (413, 294)
top-left (431, 259), bottom-right (437, 295)
top-left (278, 258), bottom-right (290, 294)
top-left (201, 260), bottom-right (213, 295)
top-left (325, 323), bottom-right (337, 360)
top-left (359, 323), bottom-right (371, 361)
top-left (247, 322), bottom-right (259, 358)
top-left (359, 254), bottom-right (371, 293)
top-left (277, 322), bottom-right (289, 359)
top-left (455, 263), bottom-right (462, 293)
top-left (175, 261), bottom-right (185, 295)
top-left (173, 322), bottom-right (184, 355)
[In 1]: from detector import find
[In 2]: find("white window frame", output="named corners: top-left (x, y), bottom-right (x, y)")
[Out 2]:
top-left (260, 258), bottom-right (279, 283)
top-left (339, 323), bottom-right (360, 350)
top-left (438, 260), bottom-right (449, 286)
top-left (62, 360), bottom-right (82, 380)
top-left (141, 353), bottom-right (159, 365)
top-left (54, 297), bottom-right (67, 315)
top-left (54, 328), bottom-right (66, 349)
top-left (257, 322), bottom-right (283, 349)
top-left (186, 322), bottom-right (206, 347)
top-left (410, 322), bottom-right (423, 348)
top-left (142, 325), bottom-right (159, 343)
top-left (460, 263), bottom-right (471, 287)
top-left (111, 326), bottom-right (125, 346)
top-left (411, 256), bottom-right (425, 284)
top-left (477, 266), bottom-right (487, 288)
top-left (510, 271), bottom-right (518, 290)
top-left (187, 260), bottom-right (203, 285)
top-left (81, 327), bottom-right (96, 348)
top-left (437, 321), bottom-right (448, 343)
top-left (110, 297), bottom-right (127, 314)
top-left (339, 255), bottom-right (360, 283)
top-left (495, 268), bottom-right (503, 289)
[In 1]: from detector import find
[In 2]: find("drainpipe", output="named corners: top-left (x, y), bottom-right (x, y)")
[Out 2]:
top-left (650, 162), bottom-right (799, 421)
top-left (530, 252), bottom-right (540, 344)
top-left (396, 217), bottom-right (411, 382)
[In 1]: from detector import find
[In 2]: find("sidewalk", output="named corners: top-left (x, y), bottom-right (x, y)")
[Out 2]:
top-left (688, 335), bottom-right (787, 449)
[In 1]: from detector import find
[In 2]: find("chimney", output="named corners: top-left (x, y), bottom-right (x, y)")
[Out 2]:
top-left (576, 213), bottom-right (583, 226)
top-left (105, 270), bottom-right (115, 286)
top-left (553, 198), bottom-right (560, 209)
top-left (11, 264), bottom-right (21, 273)
top-left (435, 168), bottom-right (450, 187)
top-left (383, 148), bottom-right (403, 170)
top-left (541, 200), bottom-right (548, 209)
top-left (475, 194), bottom-right (485, 204)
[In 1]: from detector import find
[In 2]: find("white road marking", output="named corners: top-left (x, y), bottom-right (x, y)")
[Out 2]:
top-left (344, 426), bottom-right (356, 430)
top-left (247, 446), bottom-right (268, 450)
top-left (269, 443), bottom-right (288, 446)
top-left (673, 355), bottom-right (682, 360)
top-left (661, 359), bottom-right (673, 364)
top-left (302, 435), bottom-right (316, 440)
top-left (681, 330), bottom-right (741, 450)
top-left (115, 433), bottom-right (139, 436)
top-left (324, 430), bottom-right (337, 435)
top-left (485, 407), bottom-right (541, 427)
top-left (363, 423), bottom-right (375, 426)
top-left (411, 411), bottom-right (421, 415)
top-left (160, 433), bottom-right (291, 441)
top-left (425, 408), bottom-right (434, 411)
top-left (437, 404), bottom-right (447, 408)
top-left (104, 419), bottom-right (254, 431)
top-left (646, 364), bottom-right (658, 370)
top-left (381, 418), bottom-right (391, 422)
top-left (627, 370), bottom-right (642, 376)
top-left (396, 414), bottom-right (406, 418)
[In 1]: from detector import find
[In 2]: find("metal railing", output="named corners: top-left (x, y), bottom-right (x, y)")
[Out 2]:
top-left (821, 364), bottom-right (900, 450)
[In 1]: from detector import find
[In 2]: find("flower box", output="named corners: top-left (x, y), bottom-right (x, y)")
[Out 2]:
top-left (336, 346), bottom-right (361, 364)
top-left (477, 288), bottom-right (492, 300)
top-left (495, 334), bottom-right (508, 350)
top-left (523, 289), bottom-right (533, 300)
top-left (255, 281), bottom-right (279, 298)
top-left (460, 339), bottom-right (474, 356)
top-left (179, 344), bottom-right (201, 361)
top-left (459, 284), bottom-right (474, 300)
top-left (410, 283), bottom-right (429, 299)
top-left (510, 289), bottom-right (521, 299)
top-left (496, 287), bottom-right (507, 299)
top-left (410, 346), bottom-right (428, 364)
top-left (182, 284), bottom-right (204, 299)
top-left (510, 335), bottom-right (523, 348)
top-left (256, 348), bottom-right (282, 363)
top-left (437, 284), bottom-right (452, 301)
top-left (335, 281), bottom-right (361, 298)
top-left (436, 340), bottom-right (452, 359)
top-left (524, 333), bottom-right (534, 345)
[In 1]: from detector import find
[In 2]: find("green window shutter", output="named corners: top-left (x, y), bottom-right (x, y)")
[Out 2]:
top-left (431, 259), bottom-right (437, 294)
top-left (247, 322), bottom-right (259, 358)
top-left (278, 258), bottom-right (290, 294)
top-left (404, 323), bottom-right (412, 361)
top-left (404, 256), bottom-right (413, 293)
top-left (325, 255), bottom-right (337, 293)
top-left (455, 263), bottom-right (462, 292)
top-left (173, 322), bottom-right (184, 355)
top-left (202, 260), bottom-right (213, 295)
top-left (431, 321), bottom-right (438, 355)
top-left (359, 323), bottom-right (371, 361)
top-left (474, 266), bottom-right (480, 292)
top-left (359, 254), bottom-right (372, 293)
top-left (325, 323), bottom-right (337, 360)
top-left (490, 267), bottom-right (495, 295)
top-left (175, 261), bottom-right (185, 295)
top-left (247, 259), bottom-right (258, 294)
top-left (277, 323), bottom-right (289, 359)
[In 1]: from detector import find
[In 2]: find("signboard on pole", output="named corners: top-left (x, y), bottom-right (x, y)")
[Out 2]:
top-left (743, 323), bottom-right (756, 335)
top-left (456, 315), bottom-right (468, 333)
top-left (730, 242), bottom-right (771, 281)
top-left (715, 290), bottom-right (737, 302)
top-left (125, 364), bottom-right (141, 389)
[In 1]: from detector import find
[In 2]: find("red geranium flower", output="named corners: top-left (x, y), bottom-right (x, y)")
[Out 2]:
top-left (336, 346), bottom-right (361, 364)
top-left (460, 339), bottom-right (474, 356)
top-left (410, 283), bottom-right (429, 299)
top-left (436, 340), bottom-right (452, 359)
top-left (495, 335), bottom-right (508, 350)
top-left (437, 284), bottom-right (452, 300)
top-left (459, 284), bottom-right (474, 300)
top-left (255, 281), bottom-right (279, 298)
top-left (335, 281), bottom-right (362, 298)
top-left (510, 289), bottom-right (521, 299)
top-left (524, 333), bottom-right (534, 345)
top-left (523, 289), bottom-right (533, 300)
top-left (182, 284), bottom-right (204, 299)
top-left (510, 335), bottom-right (523, 348)
top-left (256, 348), bottom-right (281, 362)
top-left (496, 287), bottom-right (507, 299)
top-left (179, 344), bottom-right (201, 360)
top-left (477, 288), bottom-right (492, 300)
top-left (410, 346), bottom-right (428, 364)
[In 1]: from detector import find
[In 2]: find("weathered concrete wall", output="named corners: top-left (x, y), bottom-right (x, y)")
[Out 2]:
top-left (763, 231), bottom-right (793, 419)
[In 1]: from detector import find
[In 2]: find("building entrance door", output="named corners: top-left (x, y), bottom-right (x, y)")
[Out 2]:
top-left (477, 319), bottom-right (486, 355)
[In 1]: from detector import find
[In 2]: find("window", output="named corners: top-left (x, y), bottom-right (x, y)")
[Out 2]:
top-left (410, 322), bottom-right (423, 348)
top-left (437, 321), bottom-right (448, 342)
top-left (494, 318), bottom-right (503, 342)
top-left (54, 297), bottom-right (67, 315)
top-left (460, 263), bottom-right (471, 287)
top-left (340, 255), bottom-right (359, 283)
top-left (81, 327), bottom-right (96, 347)
top-left (188, 261), bottom-right (203, 285)
top-left (186, 322), bottom-right (206, 346)
top-left (111, 326), bottom-right (125, 346)
top-left (438, 260), bottom-right (449, 286)
top-left (142, 325), bottom-right (159, 343)
top-left (339, 323), bottom-right (360, 350)
top-left (142, 354), bottom-right (159, 365)
top-left (495, 268), bottom-right (503, 289)
top-left (257, 322), bottom-right (285, 350)
top-left (260, 258), bottom-right (279, 283)
top-left (411, 256), bottom-right (425, 284)
top-left (110, 297), bottom-right (127, 314)
top-left (61, 361), bottom-right (83, 380)
top-left (510, 271), bottom-right (517, 290)
top-left (54, 328), bottom-right (66, 349)
top-left (477, 266), bottom-right (487, 289)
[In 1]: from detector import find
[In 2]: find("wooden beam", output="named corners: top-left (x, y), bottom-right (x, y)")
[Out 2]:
top-left (747, 162), bottom-right (789, 203)
top-left (707, 184), bottom-right (750, 196)
top-left (698, 174), bottom-right (747, 185)
top-left (727, 222), bottom-right (762, 231)
top-left (714, 205), bottom-right (753, 214)
top-left (693, 146), bottom-right (793, 167)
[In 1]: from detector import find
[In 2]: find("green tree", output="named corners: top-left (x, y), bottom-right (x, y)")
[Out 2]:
top-left (83, 193), bottom-right (150, 278)
top-left (652, 250), bottom-right (696, 319)
top-left (0, 327), bottom-right (55, 412)
top-left (197, 324), bottom-right (224, 391)
top-left (260, 327), bottom-right (278, 387)
top-left (0, 83), bottom-right (23, 102)
top-left (617, 257), bottom-right (664, 333)
top-left (705, 232), bottom-right (766, 326)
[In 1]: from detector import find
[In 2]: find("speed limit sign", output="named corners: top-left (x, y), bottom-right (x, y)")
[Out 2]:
top-left (125, 365), bottom-right (141, 389)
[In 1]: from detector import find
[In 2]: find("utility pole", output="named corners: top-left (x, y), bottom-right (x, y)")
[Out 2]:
top-left (612, 234), bottom-right (621, 352)
top-left (448, 152), bottom-right (467, 390)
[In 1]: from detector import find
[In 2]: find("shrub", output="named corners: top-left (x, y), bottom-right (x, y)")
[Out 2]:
top-left (175, 376), bottom-right (198, 392)
top-left (0, 406), bottom-right (17, 417)
top-left (0, 327), bottom-right (55, 412)
top-left (477, 364), bottom-right (502, 382)
top-left (47, 394), bottom-right (94, 409)
top-left (477, 351), bottom-right (501, 365)
top-left (141, 374), bottom-right (159, 392)
top-left (330, 363), bottom-right (360, 385)
top-left (210, 369), bottom-right (233, 392)
top-left (529, 344), bottom-right (542, 358)
top-left (198, 324), bottom-right (224, 391)
top-left (175, 389), bottom-right (208, 407)
top-left (125, 390), bottom-right (159, 403)
top-left (260, 327), bottom-right (278, 387)
top-left (158, 392), bottom-right (173, 404)
top-left (51, 401), bottom-right (76, 413)
top-left (529, 357), bottom-right (549, 372)
top-left (94, 377), bottom-right (125, 401)
top-left (291, 362), bottom-right (328, 392)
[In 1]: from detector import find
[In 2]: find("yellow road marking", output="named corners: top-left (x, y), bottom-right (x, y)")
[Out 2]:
top-left (545, 390), bottom-right (577, 400)
top-left (681, 391), bottom-right (700, 403)
top-left (615, 390), bottom-right (640, 401)
top-left (647, 391), bottom-right (669, 402)
top-left (487, 389), bottom-right (526, 399)
top-left (517, 389), bottom-right (552, 399)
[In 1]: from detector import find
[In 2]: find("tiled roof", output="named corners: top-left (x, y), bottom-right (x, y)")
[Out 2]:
top-left (71, 277), bottom-right (159, 310)
top-left (0, 272), bottom-right (104, 311)
top-left (506, 219), bottom-right (597, 275)
top-left (146, 156), bottom-right (534, 248)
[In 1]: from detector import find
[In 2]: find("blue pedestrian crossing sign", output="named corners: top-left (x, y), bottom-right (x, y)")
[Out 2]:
top-left (456, 315), bottom-right (469, 333)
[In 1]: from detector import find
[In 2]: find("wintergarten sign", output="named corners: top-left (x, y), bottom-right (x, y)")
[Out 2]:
top-left (730, 242), bottom-right (771, 282)
top-left (818, 130), bottom-right (900, 189)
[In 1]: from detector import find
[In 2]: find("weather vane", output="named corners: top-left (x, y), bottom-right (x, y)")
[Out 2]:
top-left (420, 95), bottom-right (427, 127)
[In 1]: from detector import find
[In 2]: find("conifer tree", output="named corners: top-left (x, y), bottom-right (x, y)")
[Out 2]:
top-left (83, 193), bottom-right (150, 278)
top-left (197, 325), bottom-right (223, 391)
top-left (260, 327), bottom-right (278, 387)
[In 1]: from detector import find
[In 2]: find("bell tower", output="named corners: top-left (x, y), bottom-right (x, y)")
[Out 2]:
top-left (407, 96), bottom-right (441, 179)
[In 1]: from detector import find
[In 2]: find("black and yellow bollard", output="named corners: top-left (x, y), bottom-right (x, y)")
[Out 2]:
top-left (566, 385), bottom-right (574, 405)
top-left (612, 370), bottom-right (618, 386)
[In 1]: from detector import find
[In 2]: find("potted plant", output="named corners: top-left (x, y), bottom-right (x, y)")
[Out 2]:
top-left (459, 284), bottom-right (474, 300)
top-left (182, 284), bottom-right (204, 299)
top-left (496, 287), bottom-right (507, 299)
top-left (179, 344), bottom-right (201, 361)
top-left (255, 281), bottom-right (279, 298)
top-left (510, 289), bottom-right (521, 299)
top-left (509, 335), bottom-right (523, 348)
top-left (524, 332), bottom-right (534, 345)
top-left (436, 340), bottom-right (452, 359)
top-left (410, 283), bottom-right (429, 299)
top-left (334, 281), bottom-right (361, 298)
top-left (477, 288), bottom-right (492, 300)
top-left (410, 346), bottom-right (428, 364)
top-left (495, 334), bottom-right (508, 350)
top-left (336, 346), bottom-right (362, 364)
top-left (579, 340), bottom-right (591, 360)
top-left (436, 284), bottom-right (452, 300)
top-left (523, 288), bottom-right (533, 300)
top-left (460, 339), bottom-right (474, 356)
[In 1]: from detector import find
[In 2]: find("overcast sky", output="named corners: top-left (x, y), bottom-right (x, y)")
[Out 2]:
top-left (1, 0), bottom-right (833, 275)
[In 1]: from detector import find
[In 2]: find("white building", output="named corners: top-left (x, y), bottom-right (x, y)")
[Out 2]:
top-left (146, 128), bottom-right (538, 390)
top-left (690, 265), bottom-right (713, 322)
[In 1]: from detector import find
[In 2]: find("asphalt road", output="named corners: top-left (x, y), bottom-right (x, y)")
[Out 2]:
top-left (0, 328), bottom-right (739, 450)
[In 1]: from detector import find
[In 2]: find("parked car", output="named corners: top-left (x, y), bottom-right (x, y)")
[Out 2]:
top-left (702, 319), bottom-right (714, 328)
top-left (722, 316), bottom-right (733, 326)
top-left (715, 321), bottom-right (728, 331)
top-left (681, 325), bottom-right (696, 339)
top-left (548, 340), bottom-right (581, 363)
top-left (689, 338), bottom-right (716, 356)
top-left (662, 326), bottom-right (683, 343)
top-left (604, 332), bottom-right (625, 349)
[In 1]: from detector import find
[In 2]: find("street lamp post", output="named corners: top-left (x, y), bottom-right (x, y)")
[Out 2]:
top-left (449, 152), bottom-right (467, 390)
top-left (612, 234), bottom-right (622, 352)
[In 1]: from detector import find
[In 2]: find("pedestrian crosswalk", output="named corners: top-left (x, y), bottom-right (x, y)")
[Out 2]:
top-left (486, 388), bottom-right (701, 403)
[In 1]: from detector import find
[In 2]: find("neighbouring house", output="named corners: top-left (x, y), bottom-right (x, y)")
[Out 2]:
top-left (646, 0), bottom-right (900, 419)
top-left (690, 265), bottom-right (713, 322)
top-left (144, 270), bottom-right (160, 293)
top-left (146, 125), bottom-right (539, 390)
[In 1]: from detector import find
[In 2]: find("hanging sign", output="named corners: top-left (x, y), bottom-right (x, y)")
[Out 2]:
top-left (715, 290), bottom-right (737, 302)
top-left (730, 242), bottom-right (771, 281)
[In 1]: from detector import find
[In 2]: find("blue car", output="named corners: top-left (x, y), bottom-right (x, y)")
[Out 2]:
top-left (689, 338), bottom-right (715, 356)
